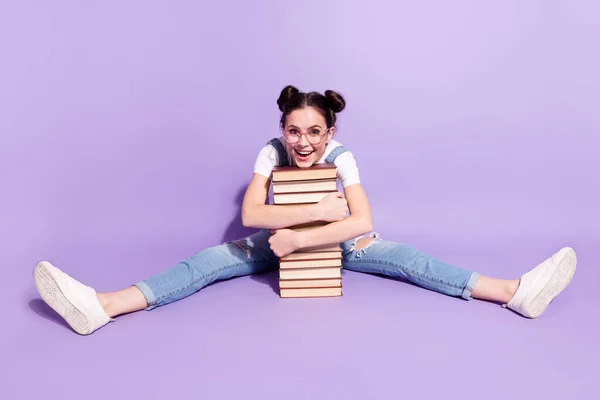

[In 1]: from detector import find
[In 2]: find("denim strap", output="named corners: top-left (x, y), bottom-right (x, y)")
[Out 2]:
top-left (325, 145), bottom-right (349, 163)
top-left (267, 138), bottom-right (289, 167)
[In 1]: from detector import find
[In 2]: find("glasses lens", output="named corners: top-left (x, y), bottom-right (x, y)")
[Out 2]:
top-left (307, 134), bottom-right (322, 144)
top-left (284, 133), bottom-right (298, 143)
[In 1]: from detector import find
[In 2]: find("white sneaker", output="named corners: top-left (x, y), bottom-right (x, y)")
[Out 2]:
top-left (506, 247), bottom-right (577, 318)
top-left (33, 261), bottom-right (113, 335)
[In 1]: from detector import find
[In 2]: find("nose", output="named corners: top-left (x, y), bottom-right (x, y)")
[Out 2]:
top-left (298, 133), bottom-right (310, 146)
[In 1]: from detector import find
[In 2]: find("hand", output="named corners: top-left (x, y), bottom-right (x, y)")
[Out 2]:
top-left (268, 228), bottom-right (300, 258)
top-left (314, 191), bottom-right (349, 222)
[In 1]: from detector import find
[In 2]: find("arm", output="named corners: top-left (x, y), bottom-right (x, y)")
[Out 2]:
top-left (294, 183), bottom-right (373, 249)
top-left (267, 182), bottom-right (373, 257)
top-left (241, 173), bottom-right (323, 229)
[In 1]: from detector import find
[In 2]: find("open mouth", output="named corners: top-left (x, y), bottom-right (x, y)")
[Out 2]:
top-left (294, 149), bottom-right (314, 161)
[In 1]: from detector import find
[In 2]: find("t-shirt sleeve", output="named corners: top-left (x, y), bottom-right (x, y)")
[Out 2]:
top-left (334, 151), bottom-right (361, 187)
top-left (253, 143), bottom-right (280, 178)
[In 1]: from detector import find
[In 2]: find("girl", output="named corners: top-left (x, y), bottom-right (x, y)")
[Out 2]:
top-left (33, 85), bottom-right (577, 335)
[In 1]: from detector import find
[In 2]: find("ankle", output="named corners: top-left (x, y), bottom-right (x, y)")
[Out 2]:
top-left (96, 293), bottom-right (114, 317)
top-left (505, 279), bottom-right (520, 301)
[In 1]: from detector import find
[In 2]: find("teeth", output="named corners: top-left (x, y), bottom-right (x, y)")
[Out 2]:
top-left (296, 150), bottom-right (313, 156)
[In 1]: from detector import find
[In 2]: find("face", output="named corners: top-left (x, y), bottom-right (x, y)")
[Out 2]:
top-left (282, 107), bottom-right (334, 168)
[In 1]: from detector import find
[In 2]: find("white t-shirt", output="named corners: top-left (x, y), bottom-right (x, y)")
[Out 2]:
top-left (253, 137), bottom-right (361, 188)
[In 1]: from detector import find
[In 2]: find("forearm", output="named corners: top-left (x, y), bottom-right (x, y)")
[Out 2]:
top-left (295, 215), bottom-right (373, 249)
top-left (242, 203), bottom-right (320, 230)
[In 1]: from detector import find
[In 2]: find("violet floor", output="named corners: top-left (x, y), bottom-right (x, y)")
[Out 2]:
top-left (4, 237), bottom-right (599, 400)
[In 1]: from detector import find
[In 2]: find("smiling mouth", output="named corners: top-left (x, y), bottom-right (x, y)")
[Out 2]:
top-left (294, 149), bottom-right (314, 157)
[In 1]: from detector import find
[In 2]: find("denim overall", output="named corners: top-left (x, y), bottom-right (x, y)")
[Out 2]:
top-left (135, 139), bottom-right (480, 309)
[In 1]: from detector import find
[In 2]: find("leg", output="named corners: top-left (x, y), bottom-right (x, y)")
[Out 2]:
top-left (341, 234), bottom-right (577, 318)
top-left (471, 276), bottom-right (519, 304)
top-left (131, 229), bottom-right (278, 311)
top-left (33, 230), bottom-right (278, 334)
top-left (341, 234), bottom-right (484, 300)
top-left (97, 287), bottom-right (148, 318)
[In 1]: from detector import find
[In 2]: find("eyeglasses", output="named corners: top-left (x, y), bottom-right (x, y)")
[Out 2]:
top-left (282, 127), bottom-right (331, 145)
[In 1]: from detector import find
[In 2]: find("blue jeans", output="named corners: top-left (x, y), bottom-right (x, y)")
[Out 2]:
top-left (135, 230), bottom-right (481, 310)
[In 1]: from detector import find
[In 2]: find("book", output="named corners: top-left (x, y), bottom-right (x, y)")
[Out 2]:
top-left (272, 178), bottom-right (338, 194)
top-left (272, 191), bottom-right (330, 205)
top-left (280, 250), bottom-right (342, 261)
top-left (299, 243), bottom-right (344, 253)
top-left (279, 258), bottom-right (342, 270)
top-left (278, 278), bottom-right (342, 289)
top-left (280, 286), bottom-right (342, 298)
top-left (271, 163), bottom-right (337, 182)
top-left (279, 267), bottom-right (342, 280)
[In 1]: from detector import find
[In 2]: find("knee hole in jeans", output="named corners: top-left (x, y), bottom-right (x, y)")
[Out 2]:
top-left (349, 232), bottom-right (380, 258)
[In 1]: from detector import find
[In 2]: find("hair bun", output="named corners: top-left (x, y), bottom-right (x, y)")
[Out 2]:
top-left (277, 85), bottom-right (300, 112)
top-left (324, 90), bottom-right (346, 113)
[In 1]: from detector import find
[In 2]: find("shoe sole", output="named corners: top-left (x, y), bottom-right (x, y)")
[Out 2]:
top-left (526, 249), bottom-right (577, 318)
top-left (33, 261), bottom-right (91, 335)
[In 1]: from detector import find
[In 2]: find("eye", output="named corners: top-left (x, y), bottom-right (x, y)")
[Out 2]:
top-left (289, 129), bottom-right (299, 135)
top-left (310, 129), bottom-right (321, 135)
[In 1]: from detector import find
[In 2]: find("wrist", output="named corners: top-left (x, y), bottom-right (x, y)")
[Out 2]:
top-left (294, 230), bottom-right (308, 250)
top-left (308, 203), bottom-right (322, 222)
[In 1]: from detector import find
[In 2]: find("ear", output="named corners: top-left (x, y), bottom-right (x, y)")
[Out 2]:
top-left (326, 127), bottom-right (335, 143)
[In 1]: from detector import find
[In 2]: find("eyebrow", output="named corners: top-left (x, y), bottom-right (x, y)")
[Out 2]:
top-left (288, 124), bottom-right (323, 129)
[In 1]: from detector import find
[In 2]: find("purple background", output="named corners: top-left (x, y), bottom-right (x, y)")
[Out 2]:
top-left (2, 1), bottom-right (599, 399)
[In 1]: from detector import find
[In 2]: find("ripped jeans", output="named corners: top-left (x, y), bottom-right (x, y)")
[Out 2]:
top-left (134, 229), bottom-right (481, 310)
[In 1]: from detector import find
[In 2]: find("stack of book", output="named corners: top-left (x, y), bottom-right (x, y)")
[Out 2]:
top-left (271, 163), bottom-right (343, 298)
